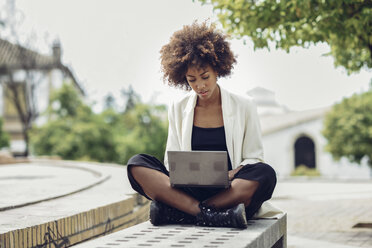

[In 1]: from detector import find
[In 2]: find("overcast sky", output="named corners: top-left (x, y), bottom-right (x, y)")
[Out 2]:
top-left (3, 0), bottom-right (372, 112)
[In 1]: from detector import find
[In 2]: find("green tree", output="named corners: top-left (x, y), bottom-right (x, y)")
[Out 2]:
top-left (30, 82), bottom-right (168, 165)
top-left (30, 83), bottom-right (118, 162)
top-left (30, 115), bottom-right (119, 162)
top-left (322, 90), bottom-right (372, 168)
top-left (117, 103), bottom-right (168, 164)
top-left (103, 93), bottom-right (117, 111)
top-left (198, 0), bottom-right (372, 73)
top-left (121, 85), bottom-right (141, 113)
top-left (48, 82), bottom-right (91, 119)
top-left (99, 91), bottom-right (168, 164)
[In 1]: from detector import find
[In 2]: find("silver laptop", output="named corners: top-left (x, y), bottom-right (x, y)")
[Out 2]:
top-left (168, 151), bottom-right (230, 188)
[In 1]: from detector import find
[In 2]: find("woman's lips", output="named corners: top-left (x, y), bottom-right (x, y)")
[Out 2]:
top-left (199, 90), bottom-right (208, 96)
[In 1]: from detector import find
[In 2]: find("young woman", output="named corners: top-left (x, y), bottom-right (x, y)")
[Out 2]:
top-left (127, 22), bottom-right (281, 228)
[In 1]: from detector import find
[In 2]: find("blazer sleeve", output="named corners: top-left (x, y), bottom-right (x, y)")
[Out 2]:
top-left (163, 102), bottom-right (181, 170)
top-left (240, 100), bottom-right (265, 166)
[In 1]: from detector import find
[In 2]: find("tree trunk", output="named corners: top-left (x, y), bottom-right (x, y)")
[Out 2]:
top-left (22, 127), bottom-right (29, 157)
top-left (6, 78), bottom-right (32, 157)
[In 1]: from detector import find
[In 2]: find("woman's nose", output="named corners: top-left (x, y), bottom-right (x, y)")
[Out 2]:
top-left (196, 81), bottom-right (205, 89)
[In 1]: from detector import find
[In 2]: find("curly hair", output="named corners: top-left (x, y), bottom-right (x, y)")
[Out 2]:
top-left (160, 21), bottom-right (236, 90)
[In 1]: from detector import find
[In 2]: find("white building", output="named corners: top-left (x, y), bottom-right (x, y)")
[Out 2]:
top-left (248, 87), bottom-right (371, 179)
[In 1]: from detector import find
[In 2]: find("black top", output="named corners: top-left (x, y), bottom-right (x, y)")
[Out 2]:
top-left (191, 125), bottom-right (232, 170)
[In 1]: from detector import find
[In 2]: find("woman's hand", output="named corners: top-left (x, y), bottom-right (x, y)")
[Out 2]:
top-left (228, 165), bottom-right (243, 180)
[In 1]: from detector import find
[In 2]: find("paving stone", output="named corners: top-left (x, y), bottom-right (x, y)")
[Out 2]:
top-left (288, 235), bottom-right (363, 248)
top-left (271, 179), bottom-right (372, 248)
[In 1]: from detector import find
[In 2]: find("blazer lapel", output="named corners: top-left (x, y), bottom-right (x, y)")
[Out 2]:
top-left (220, 87), bottom-right (235, 167)
top-left (181, 92), bottom-right (197, 151)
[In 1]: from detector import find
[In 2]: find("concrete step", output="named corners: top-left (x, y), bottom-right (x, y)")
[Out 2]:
top-left (0, 159), bottom-right (149, 248)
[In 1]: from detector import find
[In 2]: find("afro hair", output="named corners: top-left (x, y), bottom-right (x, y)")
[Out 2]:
top-left (160, 21), bottom-right (236, 90)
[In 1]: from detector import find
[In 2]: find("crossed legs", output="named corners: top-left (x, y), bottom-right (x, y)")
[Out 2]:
top-left (129, 165), bottom-right (259, 216)
top-left (130, 165), bottom-right (201, 215)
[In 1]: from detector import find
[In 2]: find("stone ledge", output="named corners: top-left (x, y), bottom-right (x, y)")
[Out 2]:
top-left (0, 194), bottom-right (150, 248)
top-left (73, 214), bottom-right (287, 248)
top-left (0, 160), bottom-right (111, 211)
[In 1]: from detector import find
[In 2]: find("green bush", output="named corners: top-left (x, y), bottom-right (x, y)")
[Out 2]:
top-left (30, 83), bottom-right (168, 165)
top-left (322, 90), bottom-right (372, 168)
top-left (30, 115), bottom-right (119, 162)
top-left (291, 165), bottom-right (321, 177)
top-left (0, 118), bottom-right (10, 149)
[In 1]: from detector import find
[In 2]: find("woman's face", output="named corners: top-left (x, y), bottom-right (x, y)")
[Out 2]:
top-left (185, 64), bottom-right (219, 101)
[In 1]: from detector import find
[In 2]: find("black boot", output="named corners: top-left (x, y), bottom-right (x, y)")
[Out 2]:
top-left (196, 202), bottom-right (248, 228)
top-left (149, 200), bottom-right (196, 226)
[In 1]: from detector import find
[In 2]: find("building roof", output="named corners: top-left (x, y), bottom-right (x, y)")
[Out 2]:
top-left (247, 87), bottom-right (278, 106)
top-left (260, 107), bottom-right (331, 135)
top-left (0, 38), bottom-right (56, 69)
top-left (0, 38), bottom-right (84, 95)
top-left (247, 86), bottom-right (289, 115)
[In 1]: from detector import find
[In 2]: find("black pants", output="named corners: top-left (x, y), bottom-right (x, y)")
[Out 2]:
top-left (127, 154), bottom-right (277, 219)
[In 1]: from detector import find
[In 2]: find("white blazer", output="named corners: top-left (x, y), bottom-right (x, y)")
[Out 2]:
top-left (164, 85), bottom-right (283, 219)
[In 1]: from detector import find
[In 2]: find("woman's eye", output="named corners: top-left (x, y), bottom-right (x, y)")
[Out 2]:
top-left (188, 79), bottom-right (196, 83)
top-left (202, 76), bottom-right (209, 80)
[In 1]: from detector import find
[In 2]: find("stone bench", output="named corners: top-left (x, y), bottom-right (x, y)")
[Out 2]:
top-left (74, 213), bottom-right (287, 248)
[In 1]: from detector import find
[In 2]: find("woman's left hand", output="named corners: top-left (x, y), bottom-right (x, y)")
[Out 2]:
top-left (228, 165), bottom-right (243, 180)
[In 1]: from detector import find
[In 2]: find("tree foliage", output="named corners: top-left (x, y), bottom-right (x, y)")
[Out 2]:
top-left (30, 115), bottom-right (119, 162)
top-left (31, 83), bottom-right (115, 162)
top-left (117, 104), bottom-right (168, 163)
top-left (103, 93), bottom-right (117, 111)
top-left (198, 0), bottom-right (372, 73)
top-left (322, 90), bottom-right (372, 168)
top-left (121, 85), bottom-right (141, 113)
top-left (47, 82), bottom-right (91, 118)
top-left (30, 83), bottom-right (168, 164)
